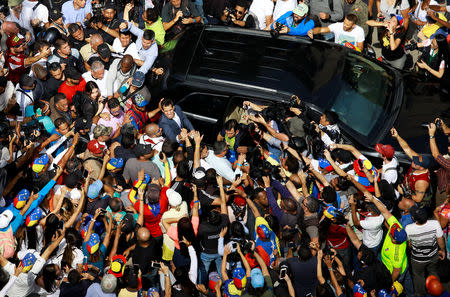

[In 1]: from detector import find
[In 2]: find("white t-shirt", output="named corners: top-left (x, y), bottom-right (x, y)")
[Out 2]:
top-left (22, 0), bottom-right (49, 24)
top-left (273, 0), bottom-right (296, 20)
top-left (82, 70), bottom-right (110, 98)
top-left (382, 157), bottom-right (399, 184)
top-left (359, 214), bottom-right (384, 248)
top-left (328, 22), bottom-right (365, 47)
top-left (0, 80), bottom-right (15, 112)
top-left (413, 0), bottom-right (438, 22)
top-left (379, 0), bottom-right (410, 18)
top-left (405, 220), bottom-right (443, 262)
top-left (15, 87), bottom-right (34, 117)
top-left (112, 38), bottom-right (140, 60)
top-left (250, 0), bottom-right (275, 30)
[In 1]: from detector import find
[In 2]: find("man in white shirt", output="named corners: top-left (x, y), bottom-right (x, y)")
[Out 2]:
top-left (0, 77), bottom-right (15, 113)
top-left (82, 60), bottom-right (109, 97)
top-left (204, 141), bottom-right (244, 182)
top-left (375, 143), bottom-right (399, 184)
top-left (15, 74), bottom-right (35, 117)
top-left (308, 13), bottom-right (365, 51)
top-left (112, 30), bottom-right (140, 60)
top-left (6, 0), bottom-right (35, 43)
top-left (22, 0), bottom-right (49, 29)
top-left (249, 0), bottom-right (274, 30)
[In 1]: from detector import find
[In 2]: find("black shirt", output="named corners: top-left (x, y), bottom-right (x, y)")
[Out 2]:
top-left (44, 76), bottom-right (63, 100)
top-left (96, 18), bottom-right (120, 45)
top-left (114, 146), bottom-right (136, 166)
top-left (68, 34), bottom-right (87, 51)
top-left (381, 28), bottom-right (406, 61)
top-left (198, 214), bottom-right (229, 254)
top-left (132, 239), bottom-right (162, 274)
top-left (59, 280), bottom-right (92, 297)
top-left (287, 256), bottom-right (317, 297)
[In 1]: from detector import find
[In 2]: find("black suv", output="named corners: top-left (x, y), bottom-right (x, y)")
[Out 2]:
top-left (162, 25), bottom-right (448, 164)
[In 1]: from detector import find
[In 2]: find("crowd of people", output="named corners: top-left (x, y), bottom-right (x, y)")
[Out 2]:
top-left (0, 0), bottom-right (449, 296)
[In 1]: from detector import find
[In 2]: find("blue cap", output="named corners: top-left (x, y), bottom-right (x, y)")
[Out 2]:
top-left (87, 180), bottom-right (103, 199)
top-left (250, 268), bottom-right (264, 288)
top-left (133, 93), bottom-right (148, 107)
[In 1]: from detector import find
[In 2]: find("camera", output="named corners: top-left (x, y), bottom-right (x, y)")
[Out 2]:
top-left (270, 22), bottom-right (283, 38)
top-left (404, 41), bottom-right (418, 51)
top-left (235, 238), bottom-right (252, 253)
top-left (225, 7), bottom-right (236, 23)
top-left (435, 118), bottom-right (442, 130)
top-left (322, 245), bottom-right (333, 256)
top-left (21, 121), bottom-right (46, 143)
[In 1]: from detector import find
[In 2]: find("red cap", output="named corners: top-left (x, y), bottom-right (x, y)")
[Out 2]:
top-left (87, 140), bottom-right (105, 154)
top-left (6, 34), bottom-right (25, 48)
top-left (375, 143), bottom-right (395, 159)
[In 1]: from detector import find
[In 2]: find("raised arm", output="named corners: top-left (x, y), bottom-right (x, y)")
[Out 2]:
top-left (102, 212), bottom-right (114, 248)
top-left (333, 143), bottom-right (362, 159)
top-left (216, 176), bottom-right (228, 215)
top-left (237, 244), bottom-right (251, 277)
top-left (254, 248), bottom-right (270, 276)
top-left (64, 189), bottom-right (86, 228)
top-left (245, 196), bottom-right (261, 218)
top-left (84, 208), bottom-right (102, 243)
top-left (364, 192), bottom-right (392, 221)
top-left (193, 131), bottom-right (203, 170)
top-left (345, 223), bottom-right (362, 250)
top-left (349, 195), bottom-right (361, 228)
top-left (391, 128), bottom-right (418, 159)
top-left (41, 229), bottom-right (65, 261)
top-left (137, 188), bottom-right (145, 227)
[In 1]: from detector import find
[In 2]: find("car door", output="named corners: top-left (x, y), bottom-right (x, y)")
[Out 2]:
top-left (176, 92), bottom-right (230, 144)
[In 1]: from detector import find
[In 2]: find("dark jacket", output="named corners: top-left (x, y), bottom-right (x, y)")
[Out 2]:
top-left (159, 105), bottom-right (194, 142)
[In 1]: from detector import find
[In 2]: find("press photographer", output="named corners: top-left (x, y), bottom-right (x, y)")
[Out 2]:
top-left (87, 1), bottom-right (120, 44)
top-left (220, 0), bottom-right (256, 28)
top-left (270, 3), bottom-right (315, 37)
top-left (161, 0), bottom-right (201, 39)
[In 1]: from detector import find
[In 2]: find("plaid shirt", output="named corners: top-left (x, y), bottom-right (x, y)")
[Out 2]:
top-left (435, 154), bottom-right (450, 193)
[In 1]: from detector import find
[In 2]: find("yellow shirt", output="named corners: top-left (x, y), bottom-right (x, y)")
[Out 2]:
top-left (381, 216), bottom-right (407, 274)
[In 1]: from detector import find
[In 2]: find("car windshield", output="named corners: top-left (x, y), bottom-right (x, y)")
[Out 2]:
top-left (176, 27), bottom-right (396, 143)
top-left (326, 53), bottom-right (393, 139)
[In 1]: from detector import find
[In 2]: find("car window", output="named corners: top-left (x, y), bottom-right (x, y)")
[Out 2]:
top-left (328, 53), bottom-right (392, 140)
top-left (178, 93), bottom-right (230, 143)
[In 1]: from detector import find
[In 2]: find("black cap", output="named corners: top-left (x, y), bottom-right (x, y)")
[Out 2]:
top-left (133, 144), bottom-right (153, 157)
top-left (75, 117), bottom-right (93, 132)
top-left (49, 9), bottom-right (63, 21)
top-left (103, 1), bottom-right (116, 10)
top-left (19, 74), bottom-right (35, 88)
top-left (97, 43), bottom-right (111, 59)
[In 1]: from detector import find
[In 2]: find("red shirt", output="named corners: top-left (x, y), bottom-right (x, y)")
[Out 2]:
top-left (326, 224), bottom-right (350, 250)
top-left (134, 186), bottom-right (169, 238)
top-left (5, 50), bottom-right (27, 84)
top-left (405, 167), bottom-right (430, 192)
top-left (58, 78), bottom-right (87, 104)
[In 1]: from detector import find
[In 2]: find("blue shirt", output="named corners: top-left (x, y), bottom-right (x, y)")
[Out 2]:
top-left (62, 0), bottom-right (93, 26)
top-left (24, 105), bottom-right (56, 135)
top-left (400, 213), bottom-right (414, 228)
top-left (82, 242), bottom-right (107, 272)
top-left (125, 22), bottom-right (158, 74)
top-left (0, 179), bottom-right (56, 234)
top-left (273, 11), bottom-right (315, 36)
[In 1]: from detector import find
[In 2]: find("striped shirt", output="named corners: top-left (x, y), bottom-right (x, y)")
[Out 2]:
top-left (405, 220), bottom-right (443, 262)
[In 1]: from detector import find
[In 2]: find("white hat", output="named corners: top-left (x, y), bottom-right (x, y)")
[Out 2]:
top-left (166, 189), bottom-right (182, 207)
top-left (0, 210), bottom-right (14, 229)
top-left (101, 274), bottom-right (117, 293)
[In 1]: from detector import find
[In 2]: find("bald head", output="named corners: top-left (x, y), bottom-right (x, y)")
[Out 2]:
top-left (137, 227), bottom-right (150, 242)
top-left (145, 123), bottom-right (160, 136)
top-left (398, 197), bottom-right (415, 212)
top-left (90, 34), bottom-right (104, 51)
top-left (121, 54), bottom-right (135, 73)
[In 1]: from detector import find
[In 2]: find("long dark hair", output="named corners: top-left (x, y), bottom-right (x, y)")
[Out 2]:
top-left (173, 267), bottom-right (199, 297)
top-left (436, 34), bottom-right (450, 72)
top-left (177, 217), bottom-right (198, 258)
top-left (62, 228), bottom-right (82, 269)
top-left (39, 264), bottom-right (60, 292)
top-left (44, 214), bottom-right (60, 246)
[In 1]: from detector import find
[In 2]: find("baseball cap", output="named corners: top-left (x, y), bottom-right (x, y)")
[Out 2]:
top-left (132, 93), bottom-right (149, 107)
top-left (87, 139), bottom-right (106, 154)
top-left (14, 189), bottom-right (30, 209)
top-left (8, 0), bottom-right (23, 6)
top-left (390, 14), bottom-right (404, 26)
top-left (192, 167), bottom-right (207, 186)
top-left (324, 206), bottom-right (341, 220)
top-left (103, 1), bottom-right (116, 10)
top-left (250, 268), bottom-right (264, 288)
top-left (6, 34), bottom-right (25, 47)
top-left (109, 255), bottom-right (126, 277)
top-left (375, 143), bottom-right (395, 159)
top-left (148, 288), bottom-right (159, 297)
top-left (75, 117), bottom-right (92, 132)
top-left (412, 155), bottom-right (433, 169)
top-left (32, 154), bottom-right (49, 173)
top-left (21, 252), bottom-right (37, 272)
top-left (353, 282), bottom-right (367, 297)
top-left (256, 224), bottom-right (270, 240)
top-left (133, 144), bottom-right (153, 157)
top-left (131, 71), bottom-right (145, 88)
top-left (232, 267), bottom-right (247, 289)
top-left (107, 158), bottom-right (124, 170)
top-left (87, 233), bottom-right (100, 254)
top-left (292, 3), bottom-right (308, 17)
top-left (88, 180), bottom-right (103, 199)
top-left (94, 124), bottom-right (113, 138)
top-left (208, 271), bottom-right (221, 292)
top-left (101, 274), bottom-right (117, 293)
top-left (0, 210), bottom-right (14, 229)
top-left (25, 208), bottom-right (42, 227)
top-left (167, 189), bottom-right (182, 207)
top-left (389, 223), bottom-right (407, 243)
top-left (81, 224), bottom-right (89, 239)
top-left (97, 43), bottom-right (111, 60)
top-left (49, 9), bottom-right (63, 21)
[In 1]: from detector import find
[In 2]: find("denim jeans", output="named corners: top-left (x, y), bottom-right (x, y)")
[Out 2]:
top-left (199, 252), bottom-right (222, 285)
top-left (398, 263), bottom-right (414, 297)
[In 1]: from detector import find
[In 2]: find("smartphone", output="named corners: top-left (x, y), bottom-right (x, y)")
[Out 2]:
top-left (235, 174), bottom-right (241, 180)
top-left (53, 164), bottom-right (60, 171)
top-left (280, 267), bottom-right (287, 278)
top-left (151, 262), bottom-right (161, 268)
top-left (225, 189), bottom-right (236, 195)
top-left (83, 169), bottom-right (89, 178)
top-left (232, 242), bottom-right (237, 249)
top-left (133, 264), bottom-right (140, 274)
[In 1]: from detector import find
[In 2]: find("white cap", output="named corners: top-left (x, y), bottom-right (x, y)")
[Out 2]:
top-left (166, 189), bottom-right (182, 207)
top-left (0, 209), bottom-right (14, 229)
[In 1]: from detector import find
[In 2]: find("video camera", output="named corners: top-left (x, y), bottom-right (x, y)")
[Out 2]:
top-left (224, 7), bottom-right (237, 23)
top-left (270, 22), bottom-right (283, 38)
